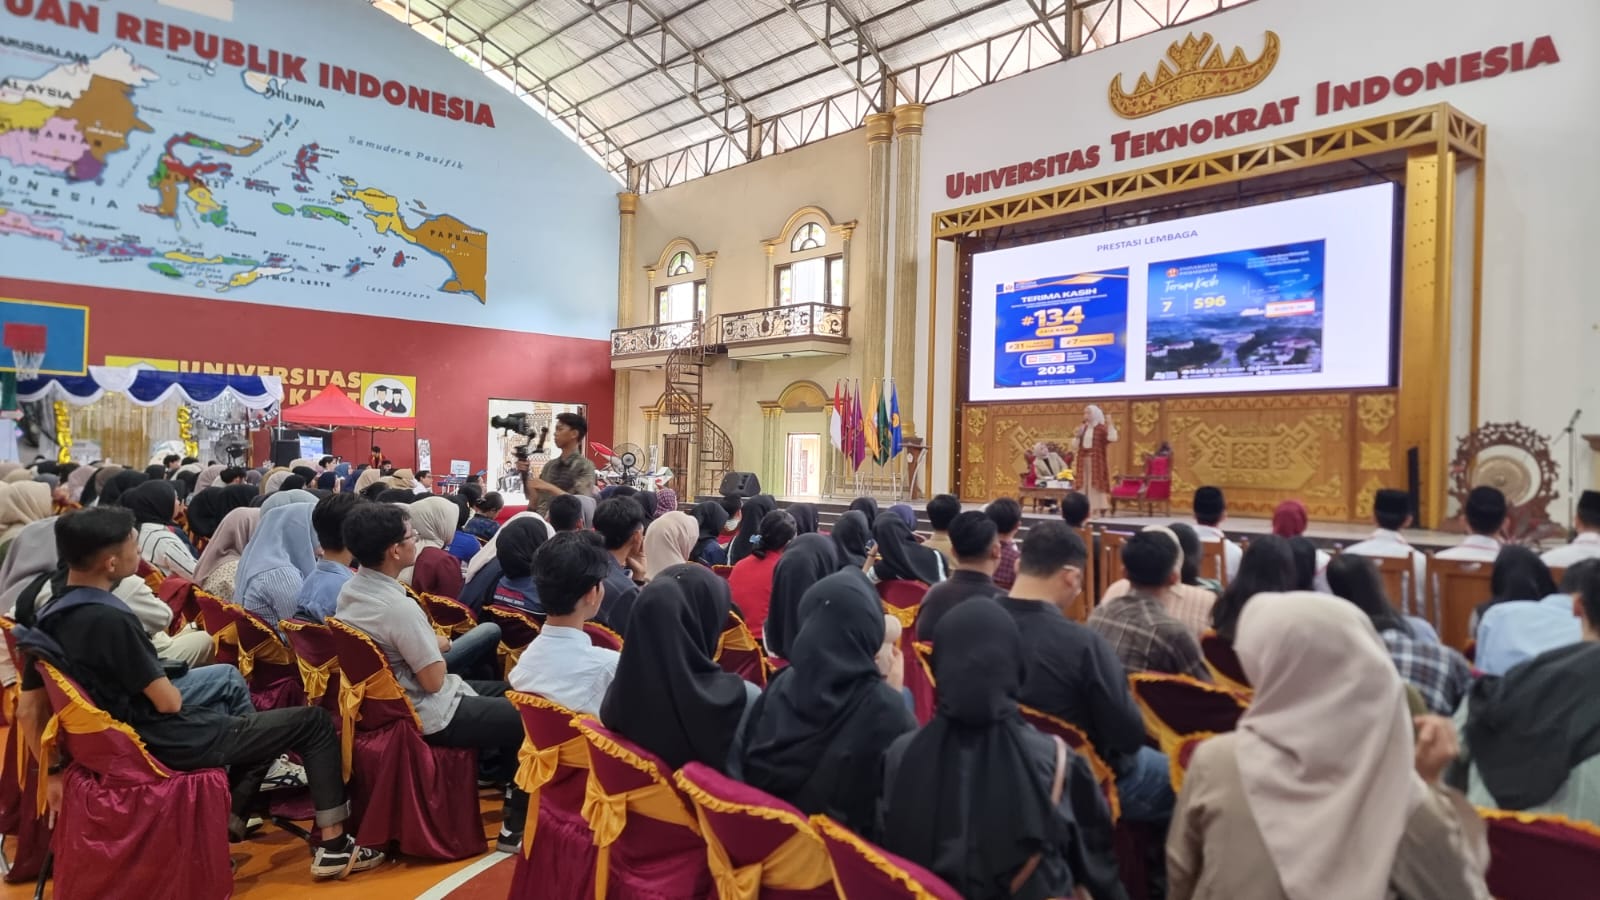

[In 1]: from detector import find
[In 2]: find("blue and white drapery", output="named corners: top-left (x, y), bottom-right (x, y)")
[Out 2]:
top-left (18, 366), bottom-right (284, 409)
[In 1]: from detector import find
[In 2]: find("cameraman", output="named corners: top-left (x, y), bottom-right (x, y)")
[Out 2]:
top-left (517, 412), bottom-right (596, 513)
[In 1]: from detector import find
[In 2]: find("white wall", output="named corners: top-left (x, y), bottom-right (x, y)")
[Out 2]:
top-left (914, 0), bottom-right (1600, 517)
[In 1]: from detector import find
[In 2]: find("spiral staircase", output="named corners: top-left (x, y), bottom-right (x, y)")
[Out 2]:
top-left (661, 321), bottom-right (733, 496)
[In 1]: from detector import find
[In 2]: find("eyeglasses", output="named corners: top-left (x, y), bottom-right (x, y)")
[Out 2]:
top-left (398, 531), bottom-right (419, 545)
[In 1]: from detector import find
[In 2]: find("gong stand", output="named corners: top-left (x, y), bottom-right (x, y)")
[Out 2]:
top-left (1445, 421), bottom-right (1561, 544)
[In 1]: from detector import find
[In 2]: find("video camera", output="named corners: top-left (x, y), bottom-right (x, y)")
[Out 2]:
top-left (490, 413), bottom-right (549, 461)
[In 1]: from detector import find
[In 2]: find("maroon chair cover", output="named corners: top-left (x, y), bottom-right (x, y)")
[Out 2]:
top-left (583, 621), bottom-right (624, 651)
top-left (811, 814), bottom-right (961, 900)
top-left (280, 619), bottom-right (344, 716)
top-left (1482, 811), bottom-right (1600, 900)
top-left (156, 575), bottom-right (200, 635)
top-left (232, 607), bottom-right (306, 711)
top-left (507, 693), bottom-right (596, 900)
top-left (674, 762), bottom-right (837, 900)
top-left (0, 621), bottom-right (48, 882)
top-left (573, 717), bottom-right (713, 900)
top-left (1128, 673), bottom-right (1248, 751)
top-left (326, 618), bottom-right (486, 860)
top-left (192, 589), bottom-right (241, 667)
top-left (422, 592), bottom-right (478, 637)
top-left (877, 583), bottom-right (929, 721)
top-left (1016, 704), bottom-right (1120, 822)
top-left (1199, 632), bottom-right (1251, 691)
top-left (37, 663), bottom-right (232, 900)
top-left (715, 612), bottom-right (770, 687)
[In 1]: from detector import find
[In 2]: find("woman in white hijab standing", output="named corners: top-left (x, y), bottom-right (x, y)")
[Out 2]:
top-left (1166, 591), bottom-right (1489, 900)
top-left (1073, 404), bottom-right (1117, 517)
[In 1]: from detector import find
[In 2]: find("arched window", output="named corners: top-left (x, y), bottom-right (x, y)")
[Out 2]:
top-left (768, 209), bottom-right (851, 309)
top-left (650, 240), bottom-right (711, 324)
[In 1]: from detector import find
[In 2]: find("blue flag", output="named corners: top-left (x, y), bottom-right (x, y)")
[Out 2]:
top-left (889, 381), bottom-right (903, 458)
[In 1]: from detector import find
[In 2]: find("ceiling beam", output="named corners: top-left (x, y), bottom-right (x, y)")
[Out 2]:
top-left (776, 0), bottom-right (880, 108)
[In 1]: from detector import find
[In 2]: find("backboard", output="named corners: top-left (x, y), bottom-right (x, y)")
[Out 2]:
top-left (0, 298), bottom-right (89, 376)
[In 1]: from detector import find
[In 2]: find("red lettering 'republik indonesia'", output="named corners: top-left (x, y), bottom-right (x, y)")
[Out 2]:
top-left (0, 2), bottom-right (497, 128)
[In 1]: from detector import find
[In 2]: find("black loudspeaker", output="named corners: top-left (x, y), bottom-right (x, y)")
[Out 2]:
top-left (1405, 447), bottom-right (1421, 522)
top-left (272, 439), bottom-right (301, 467)
top-left (719, 471), bottom-right (761, 498)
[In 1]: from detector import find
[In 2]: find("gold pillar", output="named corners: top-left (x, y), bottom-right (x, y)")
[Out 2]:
top-left (1397, 147), bottom-right (1457, 528)
top-left (615, 191), bottom-right (639, 443)
top-left (890, 104), bottom-right (924, 439)
top-left (861, 113), bottom-right (894, 393)
top-left (759, 403), bottom-right (784, 493)
top-left (641, 407), bottom-right (660, 455)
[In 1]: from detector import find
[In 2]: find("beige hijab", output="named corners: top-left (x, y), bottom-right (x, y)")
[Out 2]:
top-left (353, 467), bottom-right (384, 495)
top-left (1234, 592), bottom-right (1424, 900)
top-left (390, 468), bottom-right (417, 490)
top-left (408, 496), bottom-right (458, 551)
top-left (643, 511), bottom-right (698, 581)
top-left (0, 482), bottom-right (53, 545)
top-left (195, 507), bottom-right (262, 585)
top-left (3, 468), bottom-right (33, 484)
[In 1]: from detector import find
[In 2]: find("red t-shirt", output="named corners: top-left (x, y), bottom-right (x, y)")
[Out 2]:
top-left (726, 550), bottom-right (783, 637)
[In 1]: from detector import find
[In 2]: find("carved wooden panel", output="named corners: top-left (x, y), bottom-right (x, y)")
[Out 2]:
top-left (958, 390), bottom-right (1401, 523)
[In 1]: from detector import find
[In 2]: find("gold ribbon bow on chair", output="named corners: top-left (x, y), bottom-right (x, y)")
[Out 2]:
top-left (580, 770), bottom-right (700, 900)
top-left (295, 657), bottom-right (337, 707)
top-left (336, 672), bottom-right (418, 781)
top-left (513, 735), bottom-right (589, 858)
top-left (235, 631), bottom-right (294, 681)
top-left (881, 602), bottom-right (919, 632)
top-left (696, 815), bottom-right (831, 900)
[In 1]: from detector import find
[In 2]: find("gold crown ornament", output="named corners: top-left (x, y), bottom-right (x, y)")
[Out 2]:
top-left (1108, 31), bottom-right (1280, 119)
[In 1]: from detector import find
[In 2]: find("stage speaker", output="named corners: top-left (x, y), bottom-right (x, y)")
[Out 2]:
top-left (719, 471), bottom-right (761, 498)
top-left (272, 439), bottom-right (301, 467)
top-left (1405, 447), bottom-right (1420, 523)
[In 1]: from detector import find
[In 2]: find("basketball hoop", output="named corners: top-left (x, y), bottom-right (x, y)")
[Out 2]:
top-left (3, 323), bottom-right (47, 381)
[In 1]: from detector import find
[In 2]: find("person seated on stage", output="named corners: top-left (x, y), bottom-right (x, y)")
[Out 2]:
top-left (1209, 535), bottom-right (1299, 643)
top-left (17, 507), bottom-right (384, 878)
top-left (1271, 499), bottom-right (1331, 592)
top-left (1189, 486), bottom-right (1241, 583)
top-left (1451, 561), bottom-right (1600, 828)
top-left (293, 493), bottom-right (360, 624)
top-left (1544, 490), bottom-right (1600, 569)
top-left (880, 599), bottom-right (1124, 900)
top-left (546, 494), bottom-right (586, 533)
top-left (333, 502), bottom-right (528, 852)
top-left (1089, 529), bottom-right (1211, 680)
top-left (601, 564), bottom-right (760, 773)
top-left (592, 497), bottom-right (647, 636)
top-left (1170, 592), bottom-right (1490, 900)
top-left (999, 521), bottom-right (1171, 824)
top-left (1437, 486), bottom-right (1508, 563)
top-left (490, 518), bottom-right (552, 615)
top-left (1327, 554), bottom-right (1471, 716)
top-left (985, 497), bottom-right (1024, 591)
top-left (916, 511), bottom-right (1005, 640)
top-left (1343, 488), bottom-right (1431, 617)
top-left (923, 494), bottom-right (962, 565)
top-left (1102, 523), bottom-right (1216, 636)
top-left (1475, 559), bottom-right (1598, 676)
top-left (1058, 490), bottom-right (1091, 528)
top-left (463, 491), bottom-right (505, 541)
top-left (1468, 545), bottom-right (1560, 652)
top-left (728, 510), bottom-right (797, 639)
top-left (509, 532), bottom-right (619, 715)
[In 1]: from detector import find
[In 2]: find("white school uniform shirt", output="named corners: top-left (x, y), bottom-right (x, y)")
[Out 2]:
top-left (1191, 523), bottom-right (1242, 582)
top-left (1341, 529), bottom-right (1428, 617)
top-left (1434, 533), bottom-right (1502, 563)
top-left (1541, 532), bottom-right (1600, 569)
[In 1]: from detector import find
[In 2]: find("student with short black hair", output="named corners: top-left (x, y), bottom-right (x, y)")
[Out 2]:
top-left (984, 497), bottom-right (1023, 590)
top-left (294, 492), bottom-right (361, 623)
top-left (17, 507), bottom-right (383, 878)
top-left (1191, 485), bottom-right (1241, 582)
top-left (508, 532), bottom-right (620, 714)
top-left (923, 494), bottom-right (962, 563)
top-left (545, 493), bottom-right (585, 533)
top-left (591, 497), bottom-right (646, 635)
top-left (519, 412), bottom-right (596, 514)
top-left (333, 503), bottom-right (528, 853)
top-left (219, 466), bottom-right (248, 486)
top-left (1342, 488), bottom-right (1430, 616)
top-left (1437, 486), bottom-right (1508, 563)
top-left (1088, 529), bottom-right (1211, 680)
top-left (916, 511), bottom-right (1004, 639)
top-left (1059, 491), bottom-right (1091, 528)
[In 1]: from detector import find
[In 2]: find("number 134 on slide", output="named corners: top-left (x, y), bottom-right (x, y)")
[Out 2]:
top-left (993, 269), bottom-right (1129, 388)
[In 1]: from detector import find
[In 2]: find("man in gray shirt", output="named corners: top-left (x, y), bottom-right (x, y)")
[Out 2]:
top-left (520, 412), bottom-right (597, 514)
top-left (333, 503), bottom-right (529, 853)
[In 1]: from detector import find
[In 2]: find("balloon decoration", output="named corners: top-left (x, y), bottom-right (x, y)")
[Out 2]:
top-left (177, 405), bottom-right (199, 460)
top-left (53, 400), bottom-right (71, 464)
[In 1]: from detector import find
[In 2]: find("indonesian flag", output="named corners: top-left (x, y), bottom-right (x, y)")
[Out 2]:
top-left (829, 380), bottom-right (843, 450)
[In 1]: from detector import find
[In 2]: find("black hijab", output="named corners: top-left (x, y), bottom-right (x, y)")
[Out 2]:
top-left (635, 491), bottom-right (659, 520)
top-left (788, 503), bottom-right (820, 535)
top-left (830, 510), bottom-right (872, 571)
top-left (279, 474), bottom-right (308, 493)
top-left (728, 494), bottom-right (777, 565)
top-left (1458, 642), bottom-right (1600, 809)
top-left (872, 512), bottom-right (944, 585)
top-left (184, 488), bottom-right (231, 539)
top-left (765, 534), bottom-right (841, 660)
top-left (100, 470), bottom-right (148, 508)
top-left (143, 464), bottom-right (167, 482)
top-left (600, 564), bottom-right (750, 771)
top-left (881, 599), bottom-right (1063, 899)
top-left (495, 517), bottom-right (551, 580)
top-left (690, 501), bottom-right (729, 563)
top-left (175, 469), bottom-right (199, 500)
top-left (849, 496), bottom-right (880, 523)
top-left (741, 569), bottom-right (916, 833)
top-left (315, 472), bottom-right (338, 491)
top-left (121, 479), bottom-right (181, 527)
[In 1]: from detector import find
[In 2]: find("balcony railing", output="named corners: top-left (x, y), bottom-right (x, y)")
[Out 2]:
top-left (610, 319), bottom-right (703, 357)
top-left (717, 303), bottom-right (847, 345)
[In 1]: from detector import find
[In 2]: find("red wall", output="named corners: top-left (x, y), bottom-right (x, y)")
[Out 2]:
top-left (0, 277), bottom-right (615, 473)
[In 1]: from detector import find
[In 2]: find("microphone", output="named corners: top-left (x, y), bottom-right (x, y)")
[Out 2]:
top-left (1563, 409), bottom-right (1582, 434)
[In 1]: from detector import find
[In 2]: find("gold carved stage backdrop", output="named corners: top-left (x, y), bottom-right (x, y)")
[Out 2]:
top-left (958, 391), bottom-right (1402, 522)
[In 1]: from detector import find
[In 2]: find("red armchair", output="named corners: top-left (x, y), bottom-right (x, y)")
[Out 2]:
top-left (1110, 452), bottom-right (1173, 516)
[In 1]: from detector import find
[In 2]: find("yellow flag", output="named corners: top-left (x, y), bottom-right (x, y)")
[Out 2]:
top-left (863, 379), bottom-right (881, 460)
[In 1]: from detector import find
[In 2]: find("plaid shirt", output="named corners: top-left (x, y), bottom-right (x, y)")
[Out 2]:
top-left (1382, 628), bottom-right (1473, 716)
top-left (1087, 590), bottom-right (1212, 681)
top-left (992, 538), bottom-right (1020, 590)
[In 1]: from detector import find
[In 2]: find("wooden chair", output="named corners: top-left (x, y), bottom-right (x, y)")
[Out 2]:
top-left (1097, 530), bottom-right (1136, 601)
top-left (1199, 540), bottom-right (1228, 588)
top-left (1428, 556), bottom-right (1495, 650)
top-left (1360, 553), bottom-right (1425, 622)
top-left (1073, 526), bottom-right (1097, 621)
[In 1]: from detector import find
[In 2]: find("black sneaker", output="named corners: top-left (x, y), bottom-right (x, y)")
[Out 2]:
top-left (310, 836), bottom-right (385, 879)
top-left (494, 829), bottom-right (522, 854)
